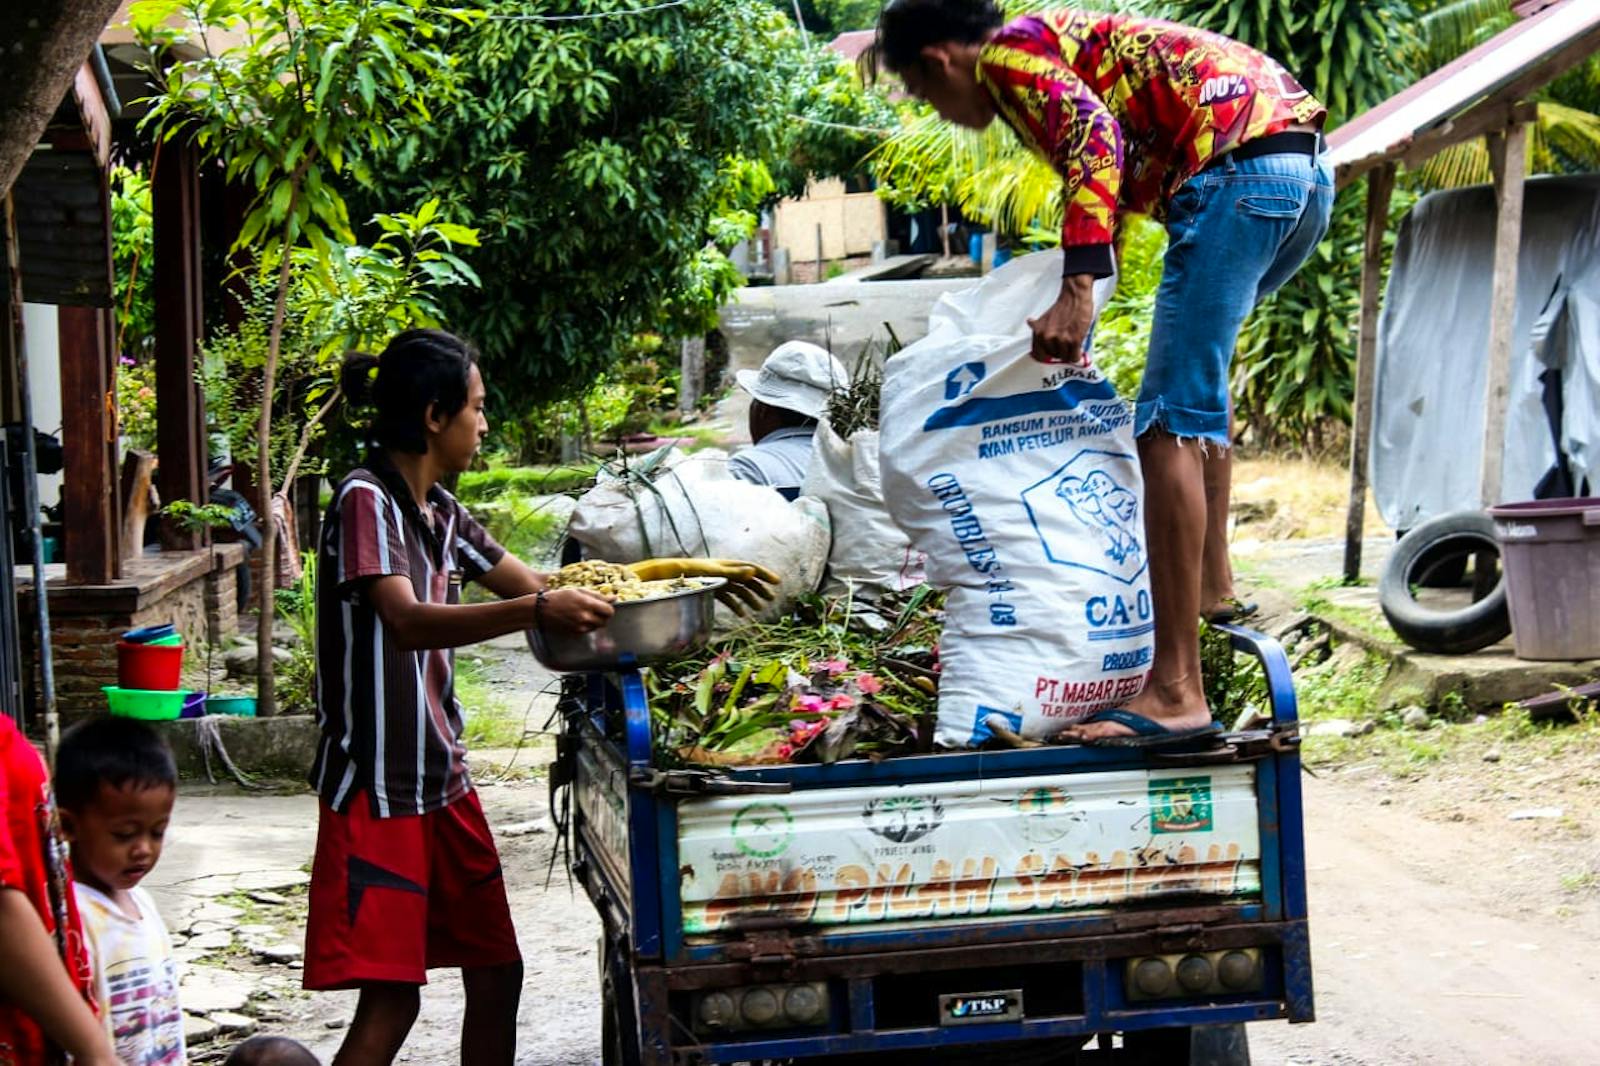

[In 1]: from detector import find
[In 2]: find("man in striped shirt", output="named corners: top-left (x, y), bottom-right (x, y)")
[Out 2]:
top-left (304, 333), bottom-right (616, 1065)
top-left (867, 3), bottom-right (1334, 745)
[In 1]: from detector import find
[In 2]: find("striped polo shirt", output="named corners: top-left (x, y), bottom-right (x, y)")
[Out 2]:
top-left (310, 462), bottom-right (506, 817)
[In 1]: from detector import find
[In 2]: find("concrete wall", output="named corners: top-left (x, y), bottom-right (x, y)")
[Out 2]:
top-left (22, 303), bottom-right (62, 508)
top-left (773, 179), bottom-right (887, 263)
top-left (717, 276), bottom-right (977, 381)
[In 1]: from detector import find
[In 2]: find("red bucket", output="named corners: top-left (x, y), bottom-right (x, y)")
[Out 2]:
top-left (117, 641), bottom-right (184, 691)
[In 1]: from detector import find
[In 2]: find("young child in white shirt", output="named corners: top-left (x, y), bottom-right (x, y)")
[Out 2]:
top-left (55, 716), bottom-right (185, 1066)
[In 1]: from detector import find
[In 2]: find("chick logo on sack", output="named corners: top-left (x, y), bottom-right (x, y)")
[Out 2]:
top-left (1020, 449), bottom-right (1147, 584)
top-left (1149, 777), bottom-right (1214, 835)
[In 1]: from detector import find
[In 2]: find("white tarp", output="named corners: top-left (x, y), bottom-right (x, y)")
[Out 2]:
top-left (1373, 174), bottom-right (1600, 530)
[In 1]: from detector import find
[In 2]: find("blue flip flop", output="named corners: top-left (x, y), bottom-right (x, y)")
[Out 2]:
top-left (1067, 708), bottom-right (1224, 750)
top-left (1205, 599), bottom-right (1259, 625)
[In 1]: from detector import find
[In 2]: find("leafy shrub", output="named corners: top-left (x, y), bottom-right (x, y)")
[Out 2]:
top-left (456, 464), bottom-right (600, 502)
top-left (1094, 217), bottom-right (1165, 400)
top-left (274, 554), bottom-right (318, 714)
top-left (116, 358), bottom-right (159, 451)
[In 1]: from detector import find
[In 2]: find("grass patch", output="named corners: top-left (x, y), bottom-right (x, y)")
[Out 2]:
top-left (646, 418), bottom-right (728, 450)
top-left (467, 492), bottom-right (571, 566)
top-left (456, 654), bottom-right (528, 749)
top-left (457, 463), bottom-right (598, 501)
top-left (1298, 593), bottom-right (1397, 645)
top-left (1231, 456), bottom-right (1390, 541)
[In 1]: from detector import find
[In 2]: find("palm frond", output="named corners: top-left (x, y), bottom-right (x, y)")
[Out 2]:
top-left (1535, 100), bottom-right (1600, 173)
top-left (1412, 101), bottom-right (1600, 190)
top-left (1416, 0), bottom-right (1513, 71)
top-left (1415, 139), bottom-right (1492, 189)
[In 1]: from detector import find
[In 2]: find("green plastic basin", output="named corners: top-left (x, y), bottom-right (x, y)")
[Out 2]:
top-left (102, 686), bottom-right (190, 721)
top-left (205, 696), bottom-right (258, 717)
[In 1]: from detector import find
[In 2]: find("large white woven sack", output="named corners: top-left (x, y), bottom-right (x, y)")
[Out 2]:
top-left (569, 448), bottom-right (830, 625)
top-left (878, 252), bottom-right (1150, 747)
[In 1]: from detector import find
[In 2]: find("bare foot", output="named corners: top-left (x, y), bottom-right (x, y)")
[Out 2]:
top-left (1055, 681), bottom-right (1214, 742)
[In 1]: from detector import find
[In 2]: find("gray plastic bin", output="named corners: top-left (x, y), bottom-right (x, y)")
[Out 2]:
top-left (1490, 498), bottom-right (1600, 660)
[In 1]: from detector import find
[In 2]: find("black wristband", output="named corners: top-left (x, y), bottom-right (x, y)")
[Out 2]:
top-left (1061, 242), bottom-right (1116, 279)
top-left (534, 588), bottom-right (547, 634)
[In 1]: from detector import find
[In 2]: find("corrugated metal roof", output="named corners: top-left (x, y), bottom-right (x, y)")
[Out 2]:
top-left (828, 30), bottom-right (875, 61)
top-left (1325, 0), bottom-right (1600, 182)
top-left (12, 151), bottom-right (112, 308)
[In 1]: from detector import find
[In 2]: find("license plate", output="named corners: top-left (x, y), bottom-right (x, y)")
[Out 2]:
top-left (939, 989), bottom-right (1023, 1026)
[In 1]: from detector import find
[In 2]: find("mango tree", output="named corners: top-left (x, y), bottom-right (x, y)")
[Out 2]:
top-left (351, 0), bottom-right (802, 413)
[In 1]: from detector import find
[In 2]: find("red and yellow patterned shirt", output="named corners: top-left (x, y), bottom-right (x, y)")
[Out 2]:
top-left (976, 11), bottom-right (1326, 276)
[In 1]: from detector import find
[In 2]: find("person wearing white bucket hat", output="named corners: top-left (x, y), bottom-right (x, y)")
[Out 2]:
top-left (728, 341), bottom-right (847, 496)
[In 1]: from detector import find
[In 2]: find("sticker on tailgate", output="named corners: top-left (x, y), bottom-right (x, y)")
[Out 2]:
top-left (940, 990), bottom-right (1023, 1025)
top-left (1149, 777), bottom-right (1213, 834)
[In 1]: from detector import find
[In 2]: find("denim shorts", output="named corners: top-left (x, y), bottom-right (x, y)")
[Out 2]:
top-left (1135, 151), bottom-right (1336, 446)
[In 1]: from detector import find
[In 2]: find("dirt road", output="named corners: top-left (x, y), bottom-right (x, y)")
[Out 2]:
top-left (1250, 770), bottom-right (1600, 1065)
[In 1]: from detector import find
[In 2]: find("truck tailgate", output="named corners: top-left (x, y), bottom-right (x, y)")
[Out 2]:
top-left (679, 765), bottom-right (1261, 935)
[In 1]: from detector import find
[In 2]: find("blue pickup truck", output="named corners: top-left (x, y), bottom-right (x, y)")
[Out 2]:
top-left (553, 624), bottom-right (1312, 1065)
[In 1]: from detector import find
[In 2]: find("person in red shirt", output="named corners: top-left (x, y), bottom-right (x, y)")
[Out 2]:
top-left (0, 715), bottom-right (122, 1066)
top-left (867, 2), bottom-right (1334, 745)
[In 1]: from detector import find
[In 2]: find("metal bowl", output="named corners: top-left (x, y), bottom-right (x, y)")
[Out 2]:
top-left (525, 577), bottom-right (726, 672)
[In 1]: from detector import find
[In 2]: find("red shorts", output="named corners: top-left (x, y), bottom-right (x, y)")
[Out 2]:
top-left (303, 789), bottom-right (520, 989)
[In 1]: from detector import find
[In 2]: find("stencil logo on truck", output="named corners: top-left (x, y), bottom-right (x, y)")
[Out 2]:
top-left (1021, 449), bottom-right (1148, 586)
top-left (863, 795), bottom-right (946, 844)
top-left (1011, 786), bottom-right (1082, 844)
top-left (731, 802), bottom-right (795, 859)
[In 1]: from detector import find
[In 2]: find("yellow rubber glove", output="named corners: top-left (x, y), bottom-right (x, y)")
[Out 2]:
top-left (625, 558), bottom-right (781, 616)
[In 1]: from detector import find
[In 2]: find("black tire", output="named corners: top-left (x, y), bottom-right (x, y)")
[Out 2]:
top-left (1379, 510), bottom-right (1510, 654)
top-left (601, 939), bottom-right (641, 1066)
top-left (1124, 1024), bottom-right (1250, 1066)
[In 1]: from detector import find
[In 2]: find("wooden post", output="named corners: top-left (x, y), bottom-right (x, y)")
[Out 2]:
top-left (679, 335), bottom-right (705, 419)
top-left (152, 139), bottom-right (207, 550)
top-left (1343, 163), bottom-right (1396, 583)
top-left (1481, 122), bottom-right (1528, 507)
top-left (58, 304), bottom-right (117, 583)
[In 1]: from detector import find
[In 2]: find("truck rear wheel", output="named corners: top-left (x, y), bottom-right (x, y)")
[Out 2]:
top-left (1124, 1024), bottom-right (1250, 1065)
top-left (601, 941), bottom-right (641, 1066)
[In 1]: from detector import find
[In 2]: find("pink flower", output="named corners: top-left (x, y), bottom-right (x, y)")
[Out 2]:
top-left (854, 673), bottom-right (882, 695)
top-left (793, 694), bottom-right (826, 714)
top-left (789, 720), bottom-right (826, 742)
top-left (827, 694), bottom-right (855, 710)
top-left (816, 659), bottom-right (850, 676)
top-left (776, 743), bottom-right (794, 759)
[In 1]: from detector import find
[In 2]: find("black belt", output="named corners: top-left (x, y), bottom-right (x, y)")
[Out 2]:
top-left (1203, 130), bottom-right (1321, 171)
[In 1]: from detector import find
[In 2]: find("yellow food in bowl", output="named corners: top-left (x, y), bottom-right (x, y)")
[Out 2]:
top-left (547, 561), bottom-right (699, 603)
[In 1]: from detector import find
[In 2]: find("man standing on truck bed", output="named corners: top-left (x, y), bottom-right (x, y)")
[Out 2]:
top-left (866, 1), bottom-right (1333, 744)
